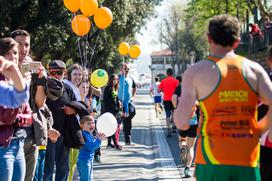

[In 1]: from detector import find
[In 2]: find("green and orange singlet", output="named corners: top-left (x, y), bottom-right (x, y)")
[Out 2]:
top-left (196, 56), bottom-right (260, 167)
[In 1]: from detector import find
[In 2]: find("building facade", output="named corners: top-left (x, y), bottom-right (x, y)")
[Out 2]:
top-left (149, 49), bottom-right (178, 82)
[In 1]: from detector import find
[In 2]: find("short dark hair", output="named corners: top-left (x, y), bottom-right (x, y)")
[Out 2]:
top-left (166, 68), bottom-right (173, 76)
top-left (208, 14), bottom-right (241, 47)
top-left (155, 77), bottom-right (159, 82)
top-left (176, 75), bottom-right (182, 83)
top-left (10, 29), bottom-right (30, 39)
top-left (80, 115), bottom-right (93, 125)
top-left (0, 38), bottom-right (18, 56)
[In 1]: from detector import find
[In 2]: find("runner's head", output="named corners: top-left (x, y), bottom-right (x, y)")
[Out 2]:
top-left (208, 14), bottom-right (241, 47)
top-left (166, 68), bottom-right (173, 76)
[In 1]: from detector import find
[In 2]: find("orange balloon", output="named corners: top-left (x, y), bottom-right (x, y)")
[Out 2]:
top-left (71, 15), bottom-right (91, 36)
top-left (64, 0), bottom-right (81, 12)
top-left (94, 7), bottom-right (113, 29)
top-left (129, 45), bottom-right (141, 59)
top-left (118, 42), bottom-right (130, 56)
top-left (80, 0), bottom-right (98, 17)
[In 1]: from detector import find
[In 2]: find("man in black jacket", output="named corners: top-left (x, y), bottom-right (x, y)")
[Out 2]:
top-left (43, 60), bottom-right (77, 181)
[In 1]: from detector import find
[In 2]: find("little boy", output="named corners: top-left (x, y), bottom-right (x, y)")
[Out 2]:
top-left (77, 115), bottom-right (105, 181)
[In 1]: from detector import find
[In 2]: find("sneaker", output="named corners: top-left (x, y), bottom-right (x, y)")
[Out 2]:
top-left (107, 144), bottom-right (115, 149)
top-left (125, 142), bottom-right (136, 146)
top-left (94, 155), bottom-right (101, 163)
top-left (180, 146), bottom-right (187, 166)
top-left (115, 145), bottom-right (122, 151)
top-left (184, 167), bottom-right (191, 178)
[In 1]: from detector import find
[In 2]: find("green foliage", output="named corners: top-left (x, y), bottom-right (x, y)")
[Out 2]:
top-left (0, 0), bottom-right (162, 73)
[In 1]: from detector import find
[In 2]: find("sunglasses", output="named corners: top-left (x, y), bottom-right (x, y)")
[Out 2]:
top-left (125, 68), bottom-right (129, 71)
top-left (49, 70), bottom-right (64, 76)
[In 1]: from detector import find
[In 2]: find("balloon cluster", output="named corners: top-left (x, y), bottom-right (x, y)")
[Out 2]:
top-left (118, 42), bottom-right (141, 59)
top-left (64, 0), bottom-right (113, 36)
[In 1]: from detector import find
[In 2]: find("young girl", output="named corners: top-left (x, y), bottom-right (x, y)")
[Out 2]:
top-left (77, 115), bottom-right (105, 181)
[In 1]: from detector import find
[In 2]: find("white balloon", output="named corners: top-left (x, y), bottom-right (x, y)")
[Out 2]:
top-left (96, 112), bottom-right (117, 137)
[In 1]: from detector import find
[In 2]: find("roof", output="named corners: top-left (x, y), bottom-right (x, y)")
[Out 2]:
top-left (151, 49), bottom-right (175, 57)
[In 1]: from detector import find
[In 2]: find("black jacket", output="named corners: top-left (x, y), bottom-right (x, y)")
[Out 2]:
top-left (102, 86), bottom-right (120, 116)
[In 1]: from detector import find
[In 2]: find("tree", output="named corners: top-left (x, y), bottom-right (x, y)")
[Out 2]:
top-left (252, 0), bottom-right (272, 19)
top-left (0, 0), bottom-right (163, 73)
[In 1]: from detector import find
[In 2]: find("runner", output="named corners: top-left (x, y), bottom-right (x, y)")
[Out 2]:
top-left (150, 77), bottom-right (162, 117)
top-left (159, 68), bottom-right (179, 137)
top-left (174, 14), bottom-right (272, 181)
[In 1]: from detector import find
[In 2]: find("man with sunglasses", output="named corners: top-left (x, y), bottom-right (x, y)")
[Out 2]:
top-left (44, 60), bottom-right (77, 181)
top-left (118, 63), bottom-right (137, 146)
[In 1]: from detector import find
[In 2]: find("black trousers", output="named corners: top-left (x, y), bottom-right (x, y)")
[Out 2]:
top-left (260, 146), bottom-right (272, 181)
top-left (123, 117), bottom-right (132, 143)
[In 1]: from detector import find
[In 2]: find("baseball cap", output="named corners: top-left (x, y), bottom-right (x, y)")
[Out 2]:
top-left (66, 101), bottom-right (90, 117)
top-left (49, 60), bottom-right (66, 70)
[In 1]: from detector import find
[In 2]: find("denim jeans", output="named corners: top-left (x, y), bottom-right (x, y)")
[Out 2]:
top-left (77, 159), bottom-right (93, 181)
top-left (43, 136), bottom-right (70, 181)
top-left (34, 149), bottom-right (46, 181)
top-left (0, 138), bottom-right (25, 181)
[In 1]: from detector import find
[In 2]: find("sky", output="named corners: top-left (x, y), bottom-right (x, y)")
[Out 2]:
top-left (134, 0), bottom-right (180, 75)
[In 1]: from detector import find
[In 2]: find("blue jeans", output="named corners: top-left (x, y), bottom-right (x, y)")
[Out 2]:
top-left (0, 138), bottom-right (25, 181)
top-left (34, 149), bottom-right (46, 181)
top-left (43, 136), bottom-right (70, 181)
top-left (77, 159), bottom-right (93, 181)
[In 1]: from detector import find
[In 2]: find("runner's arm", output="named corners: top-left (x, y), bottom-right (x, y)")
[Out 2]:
top-left (174, 68), bottom-right (197, 131)
top-left (255, 64), bottom-right (272, 136)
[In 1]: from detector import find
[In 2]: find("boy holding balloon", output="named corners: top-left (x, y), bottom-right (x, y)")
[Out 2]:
top-left (77, 115), bottom-right (105, 181)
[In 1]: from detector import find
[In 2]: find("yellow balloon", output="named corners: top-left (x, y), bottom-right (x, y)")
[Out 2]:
top-left (129, 45), bottom-right (141, 59)
top-left (80, 0), bottom-right (98, 17)
top-left (64, 0), bottom-right (81, 12)
top-left (94, 7), bottom-right (113, 29)
top-left (118, 42), bottom-right (130, 56)
top-left (90, 69), bottom-right (108, 88)
top-left (71, 15), bottom-right (91, 36)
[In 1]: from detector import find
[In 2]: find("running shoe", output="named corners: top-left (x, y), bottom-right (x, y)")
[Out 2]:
top-left (184, 167), bottom-right (191, 178)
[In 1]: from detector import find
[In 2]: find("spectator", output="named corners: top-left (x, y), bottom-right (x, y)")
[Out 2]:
top-left (118, 63), bottom-right (137, 145)
top-left (64, 63), bottom-right (83, 181)
top-left (10, 29), bottom-right (32, 67)
top-left (0, 56), bottom-right (28, 106)
top-left (0, 37), bottom-right (30, 181)
top-left (43, 60), bottom-right (76, 181)
top-left (103, 74), bottom-right (122, 150)
top-left (77, 115), bottom-right (105, 181)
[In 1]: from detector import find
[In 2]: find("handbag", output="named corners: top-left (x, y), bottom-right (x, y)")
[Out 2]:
top-left (32, 105), bottom-right (53, 146)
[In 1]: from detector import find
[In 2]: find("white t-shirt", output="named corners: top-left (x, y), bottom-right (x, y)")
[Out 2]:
top-left (150, 82), bottom-right (161, 97)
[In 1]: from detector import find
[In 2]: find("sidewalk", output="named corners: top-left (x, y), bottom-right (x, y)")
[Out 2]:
top-left (92, 95), bottom-right (183, 180)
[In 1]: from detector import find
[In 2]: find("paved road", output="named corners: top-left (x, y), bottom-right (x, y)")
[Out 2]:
top-left (75, 93), bottom-right (196, 180)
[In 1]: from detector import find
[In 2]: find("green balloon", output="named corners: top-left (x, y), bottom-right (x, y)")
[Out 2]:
top-left (97, 69), bottom-right (105, 77)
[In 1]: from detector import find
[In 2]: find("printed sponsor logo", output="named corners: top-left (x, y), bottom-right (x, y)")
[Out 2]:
top-left (219, 90), bottom-right (248, 102)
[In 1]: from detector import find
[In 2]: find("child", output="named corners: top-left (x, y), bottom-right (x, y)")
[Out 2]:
top-left (77, 115), bottom-right (105, 181)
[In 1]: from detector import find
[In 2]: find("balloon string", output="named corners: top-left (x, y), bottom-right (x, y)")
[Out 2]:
top-left (73, 13), bottom-right (84, 67)
top-left (83, 38), bottom-right (88, 68)
top-left (122, 57), bottom-right (125, 106)
top-left (87, 29), bottom-right (101, 69)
